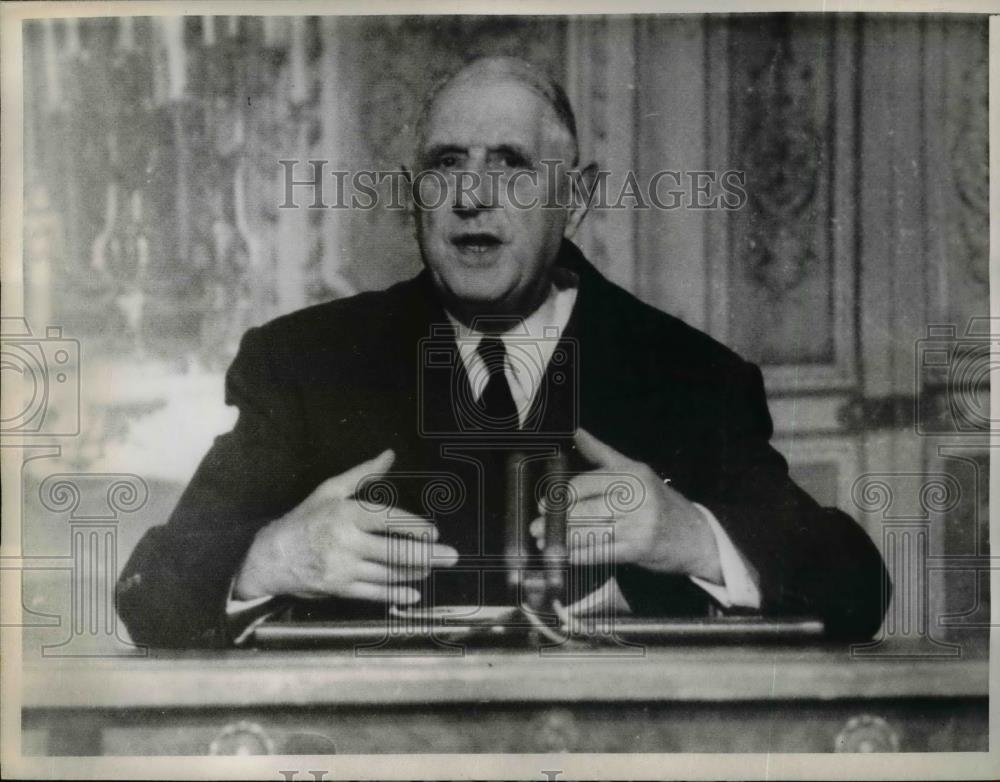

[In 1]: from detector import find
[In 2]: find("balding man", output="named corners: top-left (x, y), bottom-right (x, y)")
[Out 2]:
top-left (117, 58), bottom-right (889, 648)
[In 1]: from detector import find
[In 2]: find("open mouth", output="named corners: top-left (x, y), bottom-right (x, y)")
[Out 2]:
top-left (452, 232), bottom-right (503, 254)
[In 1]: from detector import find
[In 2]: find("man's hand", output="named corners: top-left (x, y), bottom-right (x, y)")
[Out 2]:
top-left (530, 429), bottom-right (723, 584)
top-left (234, 449), bottom-right (459, 603)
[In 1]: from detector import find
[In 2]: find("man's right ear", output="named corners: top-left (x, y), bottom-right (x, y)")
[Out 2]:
top-left (401, 165), bottom-right (415, 216)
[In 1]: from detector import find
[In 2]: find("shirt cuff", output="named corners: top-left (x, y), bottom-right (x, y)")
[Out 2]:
top-left (688, 502), bottom-right (762, 610)
top-left (225, 577), bottom-right (280, 645)
top-left (562, 576), bottom-right (633, 617)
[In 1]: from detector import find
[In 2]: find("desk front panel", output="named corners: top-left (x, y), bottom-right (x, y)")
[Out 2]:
top-left (24, 698), bottom-right (986, 755)
top-left (21, 647), bottom-right (989, 755)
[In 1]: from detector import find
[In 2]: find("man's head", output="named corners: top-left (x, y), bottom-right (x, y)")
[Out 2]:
top-left (410, 57), bottom-right (593, 324)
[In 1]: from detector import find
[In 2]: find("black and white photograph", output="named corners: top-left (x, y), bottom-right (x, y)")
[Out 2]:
top-left (0, 1), bottom-right (995, 778)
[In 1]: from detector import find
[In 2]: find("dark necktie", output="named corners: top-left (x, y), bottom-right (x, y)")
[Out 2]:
top-left (475, 335), bottom-right (520, 431)
top-left (474, 335), bottom-right (520, 604)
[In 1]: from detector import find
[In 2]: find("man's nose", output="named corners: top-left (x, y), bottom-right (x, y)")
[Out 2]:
top-left (452, 166), bottom-right (498, 217)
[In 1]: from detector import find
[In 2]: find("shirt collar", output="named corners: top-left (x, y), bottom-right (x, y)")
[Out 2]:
top-left (445, 268), bottom-right (579, 343)
top-left (445, 270), bottom-right (579, 401)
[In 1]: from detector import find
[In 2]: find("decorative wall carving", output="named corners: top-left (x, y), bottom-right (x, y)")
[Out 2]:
top-left (743, 21), bottom-right (823, 297)
top-left (722, 14), bottom-right (841, 372)
top-left (740, 19), bottom-right (822, 296)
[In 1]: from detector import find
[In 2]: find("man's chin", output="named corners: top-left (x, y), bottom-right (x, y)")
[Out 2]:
top-left (450, 290), bottom-right (515, 316)
top-left (438, 280), bottom-right (525, 320)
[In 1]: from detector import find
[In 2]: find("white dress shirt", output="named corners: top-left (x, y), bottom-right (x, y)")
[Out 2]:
top-left (228, 273), bottom-right (761, 634)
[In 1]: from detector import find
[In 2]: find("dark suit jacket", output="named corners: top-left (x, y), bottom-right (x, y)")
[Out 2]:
top-left (118, 241), bottom-right (889, 647)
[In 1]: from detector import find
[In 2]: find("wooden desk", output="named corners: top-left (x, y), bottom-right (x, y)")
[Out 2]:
top-left (22, 646), bottom-right (987, 755)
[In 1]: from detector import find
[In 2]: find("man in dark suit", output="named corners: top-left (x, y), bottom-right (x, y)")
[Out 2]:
top-left (117, 57), bottom-right (889, 648)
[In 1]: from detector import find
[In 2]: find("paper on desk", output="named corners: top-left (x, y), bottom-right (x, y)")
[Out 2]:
top-left (386, 579), bottom-right (631, 624)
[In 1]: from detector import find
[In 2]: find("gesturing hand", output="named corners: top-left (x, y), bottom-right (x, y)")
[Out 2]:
top-left (234, 449), bottom-right (459, 604)
top-left (530, 429), bottom-right (723, 583)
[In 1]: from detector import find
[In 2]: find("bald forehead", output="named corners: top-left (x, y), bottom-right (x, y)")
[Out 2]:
top-left (416, 60), bottom-right (579, 164)
top-left (422, 77), bottom-right (574, 159)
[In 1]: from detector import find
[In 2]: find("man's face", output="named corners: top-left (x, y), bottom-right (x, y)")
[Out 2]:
top-left (414, 77), bottom-right (576, 321)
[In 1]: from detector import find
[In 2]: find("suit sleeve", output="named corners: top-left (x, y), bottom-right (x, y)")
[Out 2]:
top-left (116, 326), bottom-right (311, 648)
top-left (694, 360), bottom-right (891, 640)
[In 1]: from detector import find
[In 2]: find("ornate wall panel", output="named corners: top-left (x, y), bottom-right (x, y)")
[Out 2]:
top-left (632, 13), bottom-right (988, 649)
top-left (926, 17), bottom-right (990, 332)
top-left (920, 17), bottom-right (990, 655)
top-left (719, 14), bottom-right (857, 391)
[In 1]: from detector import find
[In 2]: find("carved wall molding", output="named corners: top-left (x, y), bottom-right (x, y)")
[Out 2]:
top-left (707, 14), bottom-right (856, 391)
top-left (949, 43), bottom-right (988, 286)
top-left (740, 17), bottom-right (822, 297)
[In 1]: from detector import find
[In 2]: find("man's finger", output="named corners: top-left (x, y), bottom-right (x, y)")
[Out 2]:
top-left (562, 494), bottom-right (622, 522)
top-left (567, 470), bottom-right (645, 505)
top-left (536, 472), bottom-right (632, 523)
top-left (567, 535), bottom-right (621, 568)
top-left (353, 560), bottom-right (430, 585)
top-left (354, 512), bottom-right (440, 542)
top-left (343, 582), bottom-right (421, 604)
top-left (574, 428), bottom-right (630, 469)
top-left (356, 532), bottom-right (458, 568)
top-left (566, 523), bottom-right (619, 551)
top-left (317, 449), bottom-right (396, 500)
top-left (532, 489), bottom-right (622, 538)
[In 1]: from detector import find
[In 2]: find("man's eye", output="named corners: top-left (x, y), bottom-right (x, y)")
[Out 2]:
top-left (492, 152), bottom-right (530, 170)
top-left (436, 154), bottom-right (461, 169)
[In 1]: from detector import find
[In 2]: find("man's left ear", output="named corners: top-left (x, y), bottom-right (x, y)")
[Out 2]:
top-left (563, 161), bottom-right (599, 239)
